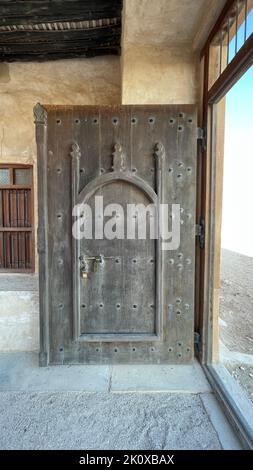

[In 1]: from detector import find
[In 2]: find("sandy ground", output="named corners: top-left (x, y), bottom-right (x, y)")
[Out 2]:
top-left (0, 392), bottom-right (221, 450)
top-left (220, 249), bottom-right (253, 403)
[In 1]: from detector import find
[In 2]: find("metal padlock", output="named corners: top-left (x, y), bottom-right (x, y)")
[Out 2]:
top-left (81, 269), bottom-right (88, 280)
top-left (80, 262), bottom-right (88, 280)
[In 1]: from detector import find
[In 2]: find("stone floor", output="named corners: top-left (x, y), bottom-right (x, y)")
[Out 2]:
top-left (0, 353), bottom-right (242, 450)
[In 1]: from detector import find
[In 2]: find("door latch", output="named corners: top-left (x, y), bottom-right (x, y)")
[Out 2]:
top-left (79, 254), bottom-right (115, 274)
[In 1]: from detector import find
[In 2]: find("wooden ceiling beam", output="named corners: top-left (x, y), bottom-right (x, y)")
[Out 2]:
top-left (1, 46), bottom-right (120, 62)
top-left (0, 1), bottom-right (122, 61)
top-left (0, 1), bottom-right (123, 26)
top-left (0, 25), bottom-right (121, 44)
top-left (0, 36), bottom-right (120, 54)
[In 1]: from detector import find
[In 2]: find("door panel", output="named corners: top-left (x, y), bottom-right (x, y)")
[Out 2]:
top-left (79, 181), bottom-right (156, 337)
top-left (35, 104), bottom-right (197, 365)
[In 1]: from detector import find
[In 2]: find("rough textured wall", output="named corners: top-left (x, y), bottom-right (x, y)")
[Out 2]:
top-left (121, 0), bottom-right (200, 105)
top-left (0, 291), bottom-right (39, 352)
top-left (123, 0), bottom-right (206, 47)
top-left (0, 57), bottom-right (121, 164)
top-left (121, 45), bottom-right (198, 105)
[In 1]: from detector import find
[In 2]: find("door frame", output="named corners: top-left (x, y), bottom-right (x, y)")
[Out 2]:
top-left (198, 0), bottom-right (253, 448)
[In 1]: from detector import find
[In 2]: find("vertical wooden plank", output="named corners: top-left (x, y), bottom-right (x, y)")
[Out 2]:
top-left (0, 190), bottom-right (4, 227)
top-left (0, 189), bottom-right (2, 269)
top-left (10, 189), bottom-right (17, 227)
top-left (3, 190), bottom-right (10, 228)
top-left (0, 233), bottom-right (3, 268)
top-left (25, 232), bottom-right (31, 269)
top-left (6, 232), bottom-right (11, 268)
top-left (46, 107), bottom-right (74, 364)
top-left (78, 106), bottom-right (100, 187)
top-left (18, 190), bottom-right (25, 227)
top-left (13, 231), bottom-right (18, 269)
top-left (34, 103), bottom-right (49, 366)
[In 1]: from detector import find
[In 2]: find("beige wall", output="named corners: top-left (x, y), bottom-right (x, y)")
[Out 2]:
top-left (0, 291), bottom-right (39, 352)
top-left (121, 0), bottom-right (203, 106)
top-left (121, 45), bottom-right (198, 105)
top-left (0, 57), bottom-right (121, 164)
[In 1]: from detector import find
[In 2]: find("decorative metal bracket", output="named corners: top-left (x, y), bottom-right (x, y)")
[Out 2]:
top-left (70, 142), bottom-right (81, 202)
top-left (71, 142), bottom-right (81, 341)
top-left (154, 142), bottom-right (165, 162)
top-left (154, 142), bottom-right (165, 203)
top-left (112, 143), bottom-right (126, 172)
top-left (33, 103), bottom-right (47, 125)
top-left (70, 142), bottom-right (81, 161)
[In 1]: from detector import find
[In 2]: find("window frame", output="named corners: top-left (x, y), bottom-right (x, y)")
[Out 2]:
top-left (0, 163), bottom-right (35, 273)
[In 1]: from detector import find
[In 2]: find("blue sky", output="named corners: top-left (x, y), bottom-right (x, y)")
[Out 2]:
top-left (228, 6), bottom-right (253, 62)
top-left (221, 12), bottom-right (253, 256)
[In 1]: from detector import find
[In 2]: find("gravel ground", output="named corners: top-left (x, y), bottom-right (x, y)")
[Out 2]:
top-left (220, 249), bottom-right (253, 403)
top-left (226, 364), bottom-right (253, 403)
top-left (0, 392), bottom-right (221, 450)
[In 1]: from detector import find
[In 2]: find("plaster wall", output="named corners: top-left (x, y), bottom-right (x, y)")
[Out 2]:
top-left (121, 45), bottom-right (198, 105)
top-left (0, 57), bottom-right (121, 164)
top-left (0, 291), bottom-right (39, 352)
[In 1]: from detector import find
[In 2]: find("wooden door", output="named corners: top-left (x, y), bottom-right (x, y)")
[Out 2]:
top-left (35, 104), bottom-right (197, 365)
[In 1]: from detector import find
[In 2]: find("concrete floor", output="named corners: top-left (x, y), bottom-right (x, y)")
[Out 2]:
top-left (0, 353), bottom-right (242, 450)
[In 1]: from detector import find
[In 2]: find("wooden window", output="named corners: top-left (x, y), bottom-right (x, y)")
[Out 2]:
top-left (201, 0), bottom-right (253, 99)
top-left (0, 164), bottom-right (34, 272)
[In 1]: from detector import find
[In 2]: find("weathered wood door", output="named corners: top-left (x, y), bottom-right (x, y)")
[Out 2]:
top-left (35, 105), bottom-right (197, 365)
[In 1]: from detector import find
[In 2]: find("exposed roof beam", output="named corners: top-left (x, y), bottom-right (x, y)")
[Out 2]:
top-left (0, 1), bottom-right (122, 61)
top-left (0, 1), bottom-right (122, 26)
top-left (1, 46), bottom-right (120, 62)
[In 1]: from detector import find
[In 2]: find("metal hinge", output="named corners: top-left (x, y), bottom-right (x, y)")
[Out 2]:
top-left (197, 127), bottom-right (206, 152)
top-left (194, 332), bottom-right (201, 345)
top-left (195, 217), bottom-right (205, 249)
top-left (194, 332), bottom-right (202, 355)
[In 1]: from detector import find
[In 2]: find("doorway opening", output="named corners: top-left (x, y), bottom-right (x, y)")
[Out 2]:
top-left (200, 0), bottom-right (253, 447)
top-left (219, 66), bottom-right (253, 404)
